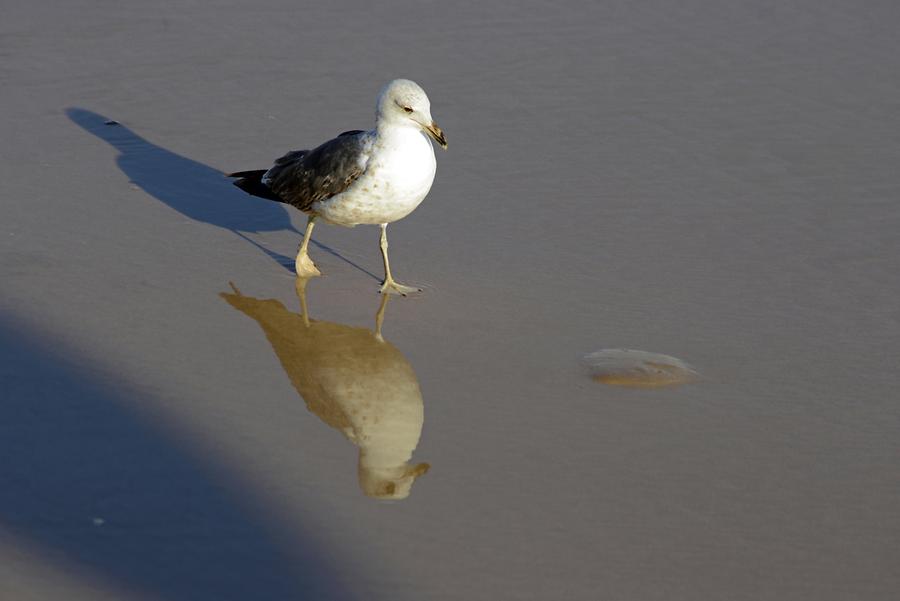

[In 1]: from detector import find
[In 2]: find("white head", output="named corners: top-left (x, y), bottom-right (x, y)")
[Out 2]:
top-left (375, 78), bottom-right (447, 149)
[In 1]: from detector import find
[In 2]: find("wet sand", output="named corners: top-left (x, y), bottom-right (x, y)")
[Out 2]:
top-left (1, 1), bottom-right (899, 599)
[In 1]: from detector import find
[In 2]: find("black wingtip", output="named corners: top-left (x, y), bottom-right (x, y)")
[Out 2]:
top-left (226, 169), bottom-right (265, 178)
top-left (230, 170), bottom-right (285, 203)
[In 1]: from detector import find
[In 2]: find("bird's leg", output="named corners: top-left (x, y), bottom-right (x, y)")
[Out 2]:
top-left (374, 293), bottom-right (391, 341)
top-left (378, 223), bottom-right (422, 296)
top-left (294, 276), bottom-right (312, 328)
top-left (295, 215), bottom-right (322, 277)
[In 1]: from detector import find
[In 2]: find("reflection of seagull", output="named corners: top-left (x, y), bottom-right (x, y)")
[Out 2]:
top-left (228, 79), bottom-right (448, 295)
top-left (221, 279), bottom-right (430, 500)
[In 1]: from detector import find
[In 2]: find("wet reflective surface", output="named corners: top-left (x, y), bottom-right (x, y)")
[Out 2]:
top-left (3, 1), bottom-right (900, 600)
top-left (221, 279), bottom-right (430, 500)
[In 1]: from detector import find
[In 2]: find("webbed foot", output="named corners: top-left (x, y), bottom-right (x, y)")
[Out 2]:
top-left (378, 279), bottom-right (422, 296)
top-left (295, 252), bottom-right (322, 277)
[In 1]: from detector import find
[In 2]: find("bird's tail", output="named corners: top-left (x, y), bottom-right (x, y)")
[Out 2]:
top-left (227, 169), bottom-right (285, 202)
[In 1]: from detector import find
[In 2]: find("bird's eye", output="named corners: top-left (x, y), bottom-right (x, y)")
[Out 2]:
top-left (403, 106), bottom-right (413, 113)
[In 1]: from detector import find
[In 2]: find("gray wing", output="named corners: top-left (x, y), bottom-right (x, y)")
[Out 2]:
top-left (264, 131), bottom-right (369, 212)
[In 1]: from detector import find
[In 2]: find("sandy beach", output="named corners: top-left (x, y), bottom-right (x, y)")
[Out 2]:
top-left (1, 1), bottom-right (899, 599)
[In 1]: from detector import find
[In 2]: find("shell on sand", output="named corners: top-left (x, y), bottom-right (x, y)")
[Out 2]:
top-left (585, 349), bottom-right (698, 388)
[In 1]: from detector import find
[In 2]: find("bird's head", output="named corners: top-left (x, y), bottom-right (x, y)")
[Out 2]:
top-left (376, 78), bottom-right (447, 149)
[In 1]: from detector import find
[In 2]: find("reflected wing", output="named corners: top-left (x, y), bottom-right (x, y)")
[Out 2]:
top-left (264, 131), bottom-right (369, 212)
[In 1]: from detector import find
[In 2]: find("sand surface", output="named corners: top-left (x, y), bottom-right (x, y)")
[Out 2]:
top-left (2, 1), bottom-right (899, 599)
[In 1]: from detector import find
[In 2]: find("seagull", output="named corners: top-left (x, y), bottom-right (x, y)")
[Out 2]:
top-left (228, 79), bottom-right (447, 295)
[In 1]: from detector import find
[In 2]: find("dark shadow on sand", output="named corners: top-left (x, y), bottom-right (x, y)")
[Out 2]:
top-left (66, 108), bottom-right (379, 280)
top-left (0, 316), bottom-right (354, 600)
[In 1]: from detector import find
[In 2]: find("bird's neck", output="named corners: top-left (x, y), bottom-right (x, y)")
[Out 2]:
top-left (358, 443), bottom-right (414, 469)
top-left (375, 117), bottom-right (420, 138)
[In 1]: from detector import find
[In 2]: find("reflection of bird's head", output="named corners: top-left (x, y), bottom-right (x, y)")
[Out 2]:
top-left (359, 462), bottom-right (431, 500)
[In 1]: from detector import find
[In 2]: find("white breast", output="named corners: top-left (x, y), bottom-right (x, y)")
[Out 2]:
top-left (314, 126), bottom-right (436, 226)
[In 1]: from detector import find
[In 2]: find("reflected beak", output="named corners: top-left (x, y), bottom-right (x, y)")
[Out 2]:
top-left (424, 121), bottom-right (447, 149)
top-left (409, 462), bottom-right (431, 478)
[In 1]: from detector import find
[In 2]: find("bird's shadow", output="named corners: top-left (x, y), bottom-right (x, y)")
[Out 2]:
top-left (66, 108), bottom-right (378, 280)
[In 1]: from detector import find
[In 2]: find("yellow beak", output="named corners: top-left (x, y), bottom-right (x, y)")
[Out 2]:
top-left (424, 121), bottom-right (447, 149)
